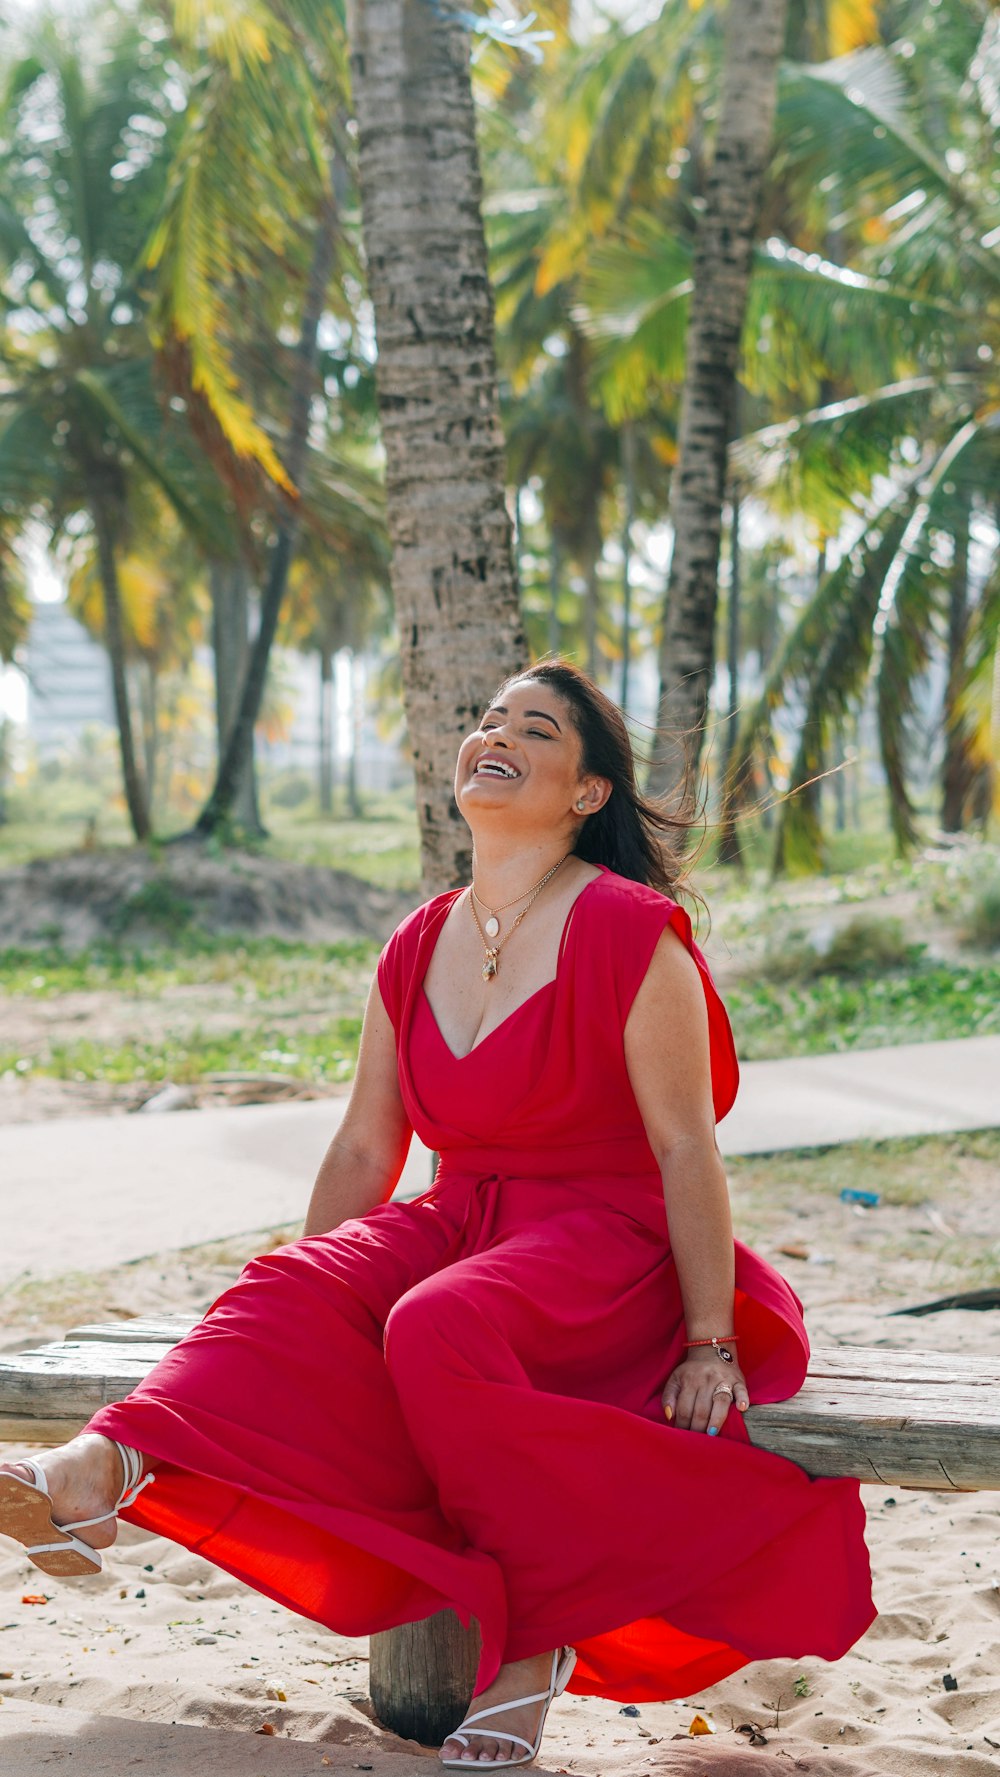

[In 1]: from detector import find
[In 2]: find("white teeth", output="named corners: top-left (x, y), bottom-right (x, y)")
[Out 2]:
top-left (476, 760), bottom-right (518, 778)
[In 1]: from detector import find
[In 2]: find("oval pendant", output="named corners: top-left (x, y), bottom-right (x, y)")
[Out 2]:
top-left (484, 916), bottom-right (500, 938)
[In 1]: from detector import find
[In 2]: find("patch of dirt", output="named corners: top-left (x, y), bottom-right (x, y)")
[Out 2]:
top-left (0, 847), bottom-right (415, 951)
top-left (0, 1073), bottom-right (347, 1125)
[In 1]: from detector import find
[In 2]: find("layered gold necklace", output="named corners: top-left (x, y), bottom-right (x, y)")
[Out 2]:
top-left (468, 855), bottom-right (571, 982)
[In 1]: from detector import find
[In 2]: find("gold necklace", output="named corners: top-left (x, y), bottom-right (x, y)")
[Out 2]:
top-left (468, 855), bottom-right (571, 982)
top-left (470, 857), bottom-right (572, 943)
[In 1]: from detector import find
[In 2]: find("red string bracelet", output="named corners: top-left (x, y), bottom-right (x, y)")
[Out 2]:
top-left (684, 1335), bottom-right (739, 1348)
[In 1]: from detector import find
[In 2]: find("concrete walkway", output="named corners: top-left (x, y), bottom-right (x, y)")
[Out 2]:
top-left (1, 1033), bottom-right (997, 1287)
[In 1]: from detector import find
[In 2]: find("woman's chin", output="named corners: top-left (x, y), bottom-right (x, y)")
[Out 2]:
top-left (458, 779), bottom-right (519, 810)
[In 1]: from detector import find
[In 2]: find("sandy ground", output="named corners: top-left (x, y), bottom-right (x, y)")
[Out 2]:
top-left (2, 1440), bottom-right (999, 1775)
top-left (3, 1140), bottom-right (1000, 1774)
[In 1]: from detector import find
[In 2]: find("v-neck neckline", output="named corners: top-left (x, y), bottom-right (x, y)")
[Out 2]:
top-left (420, 865), bottom-right (607, 1062)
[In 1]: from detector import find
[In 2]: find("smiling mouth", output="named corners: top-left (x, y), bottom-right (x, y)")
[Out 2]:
top-left (475, 759), bottom-right (520, 779)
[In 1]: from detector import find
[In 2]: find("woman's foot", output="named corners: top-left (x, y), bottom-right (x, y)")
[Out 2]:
top-left (439, 1650), bottom-right (559, 1765)
top-left (0, 1434), bottom-right (134, 1552)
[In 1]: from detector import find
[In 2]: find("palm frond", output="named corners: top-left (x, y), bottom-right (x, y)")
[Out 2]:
top-left (731, 376), bottom-right (975, 531)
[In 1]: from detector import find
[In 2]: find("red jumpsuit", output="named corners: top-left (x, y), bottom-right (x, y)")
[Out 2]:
top-left (87, 866), bottom-right (875, 1701)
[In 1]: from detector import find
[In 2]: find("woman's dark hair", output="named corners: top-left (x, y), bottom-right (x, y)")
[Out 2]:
top-left (490, 659), bottom-right (704, 903)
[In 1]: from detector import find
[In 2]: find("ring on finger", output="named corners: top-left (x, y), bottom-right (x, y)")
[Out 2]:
top-left (712, 1384), bottom-right (734, 1399)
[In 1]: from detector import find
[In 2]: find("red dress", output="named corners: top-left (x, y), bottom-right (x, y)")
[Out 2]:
top-left (87, 866), bottom-right (875, 1702)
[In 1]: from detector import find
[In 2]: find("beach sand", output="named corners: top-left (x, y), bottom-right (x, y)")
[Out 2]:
top-left (3, 1139), bottom-right (1000, 1775)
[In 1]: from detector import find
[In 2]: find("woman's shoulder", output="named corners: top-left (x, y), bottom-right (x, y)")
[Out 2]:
top-left (589, 869), bottom-right (738, 1119)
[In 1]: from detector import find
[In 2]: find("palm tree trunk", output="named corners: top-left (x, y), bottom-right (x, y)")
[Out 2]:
top-left (584, 548), bottom-right (599, 681)
top-left (138, 662), bottom-right (158, 817)
top-left (548, 534), bottom-right (562, 657)
top-left (195, 178), bottom-right (339, 838)
top-left (717, 490), bottom-right (745, 865)
top-left (210, 559), bottom-right (262, 834)
top-left (346, 648), bottom-right (363, 819)
top-left (648, 0), bottom-right (789, 803)
top-left (349, 0), bottom-right (526, 896)
top-left (318, 647), bottom-right (335, 817)
top-left (941, 495), bottom-right (973, 831)
top-left (88, 491), bottom-right (150, 841)
top-left (723, 490), bottom-right (742, 783)
top-left (619, 423), bottom-right (636, 713)
top-left (831, 718), bottom-right (847, 831)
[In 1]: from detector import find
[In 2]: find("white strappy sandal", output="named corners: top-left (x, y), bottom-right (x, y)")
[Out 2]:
top-left (0, 1442), bottom-right (154, 1577)
top-left (440, 1645), bottom-right (577, 1769)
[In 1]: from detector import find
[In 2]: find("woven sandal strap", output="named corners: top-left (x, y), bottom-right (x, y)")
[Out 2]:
top-left (61, 1445), bottom-right (154, 1533)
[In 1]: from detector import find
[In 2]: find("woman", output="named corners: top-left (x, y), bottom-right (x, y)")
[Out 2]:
top-left (0, 661), bottom-right (875, 1769)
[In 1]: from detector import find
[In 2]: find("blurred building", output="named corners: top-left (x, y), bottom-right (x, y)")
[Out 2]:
top-left (23, 600), bottom-right (114, 756)
top-left (19, 599), bottom-right (405, 796)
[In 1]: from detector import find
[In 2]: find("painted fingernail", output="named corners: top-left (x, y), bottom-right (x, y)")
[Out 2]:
top-left (707, 1426), bottom-right (719, 1437)
top-left (663, 1406), bottom-right (673, 1421)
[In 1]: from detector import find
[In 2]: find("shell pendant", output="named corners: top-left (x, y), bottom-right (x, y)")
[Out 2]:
top-left (482, 952), bottom-right (499, 982)
top-left (484, 915), bottom-right (500, 939)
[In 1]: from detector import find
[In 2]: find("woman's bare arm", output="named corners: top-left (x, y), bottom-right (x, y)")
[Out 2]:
top-left (624, 924), bottom-right (749, 1431)
top-left (302, 976), bottom-right (413, 1236)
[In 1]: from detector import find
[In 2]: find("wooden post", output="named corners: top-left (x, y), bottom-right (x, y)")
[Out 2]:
top-left (369, 1613), bottom-right (480, 1745)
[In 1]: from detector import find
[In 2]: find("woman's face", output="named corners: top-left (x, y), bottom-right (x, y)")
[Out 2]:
top-left (455, 679), bottom-right (609, 834)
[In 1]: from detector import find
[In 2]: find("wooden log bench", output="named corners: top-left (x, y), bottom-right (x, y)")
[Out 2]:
top-left (0, 1318), bottom-right (995, 1742)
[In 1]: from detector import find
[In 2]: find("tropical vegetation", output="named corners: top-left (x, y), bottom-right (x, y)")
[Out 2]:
top-left (0, 0), bottom-right (995, 882)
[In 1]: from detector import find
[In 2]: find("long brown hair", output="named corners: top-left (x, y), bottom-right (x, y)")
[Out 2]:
top-left (490, 660), bottom-right (704, 902)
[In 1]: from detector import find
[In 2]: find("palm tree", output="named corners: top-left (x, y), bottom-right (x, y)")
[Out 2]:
top-left (644, 0), bottom-right (790, 800)
top-left (144, 0), bottom-right (374, 837)
top-left (67, 487), bottom-right (209, 823)
top-left (0, 9), bottom-right (223, 840)
top-left (482, 38), bottom-right (677, 696)
top-left (349, 0), bottom-right (527, 894)
top-left (722, 0), bottom-right (1000, 863)
top-left (281, 468), bottom-right (391, 816)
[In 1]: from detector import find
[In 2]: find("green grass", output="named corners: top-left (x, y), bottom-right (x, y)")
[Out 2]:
top-left (729, 1127), bottom-right (1000, 1205)
top-left (3, 940), bottom-right (997, 1086)
top-left (728, 962), bottom-right (1000, 1060)
top-left (0, 774), bottom-right (422, 892)
top-left (0, 934), bottom-right (380, 998)
top-left (0, 1017), bottom-right (365, 1086)
top-left (0, 935), bottom-right (378, 1085)
top-left (262, 795), bottom-right (421, 890)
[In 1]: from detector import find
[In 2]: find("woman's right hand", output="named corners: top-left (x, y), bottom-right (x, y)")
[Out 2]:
top-left (661, 1350), bottom-right (750, 1436)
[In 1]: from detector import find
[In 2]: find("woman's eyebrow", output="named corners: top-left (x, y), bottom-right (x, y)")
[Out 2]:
top-left (484, 704), bottom-right (562, 732)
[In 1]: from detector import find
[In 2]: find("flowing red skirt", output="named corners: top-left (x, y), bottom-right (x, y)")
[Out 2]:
top-left (89, 1166), bottom-right (874, 1702)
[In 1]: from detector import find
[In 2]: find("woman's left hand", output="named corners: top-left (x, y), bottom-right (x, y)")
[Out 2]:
top-left (661, 1351), bottom-right (750, 1436)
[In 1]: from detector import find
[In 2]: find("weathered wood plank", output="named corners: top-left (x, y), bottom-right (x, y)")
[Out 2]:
top-left (804, 1347), bottom-right (1000, 1386)
top-left (0, 1343), bottom-right (176, 1418)
top-left (65, 1317), bottom-right (199, 1345)
top-left (743, 1349), bottom-right (1000, 1488)
top-left (2, 1333), bottom-right (999, 1491)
